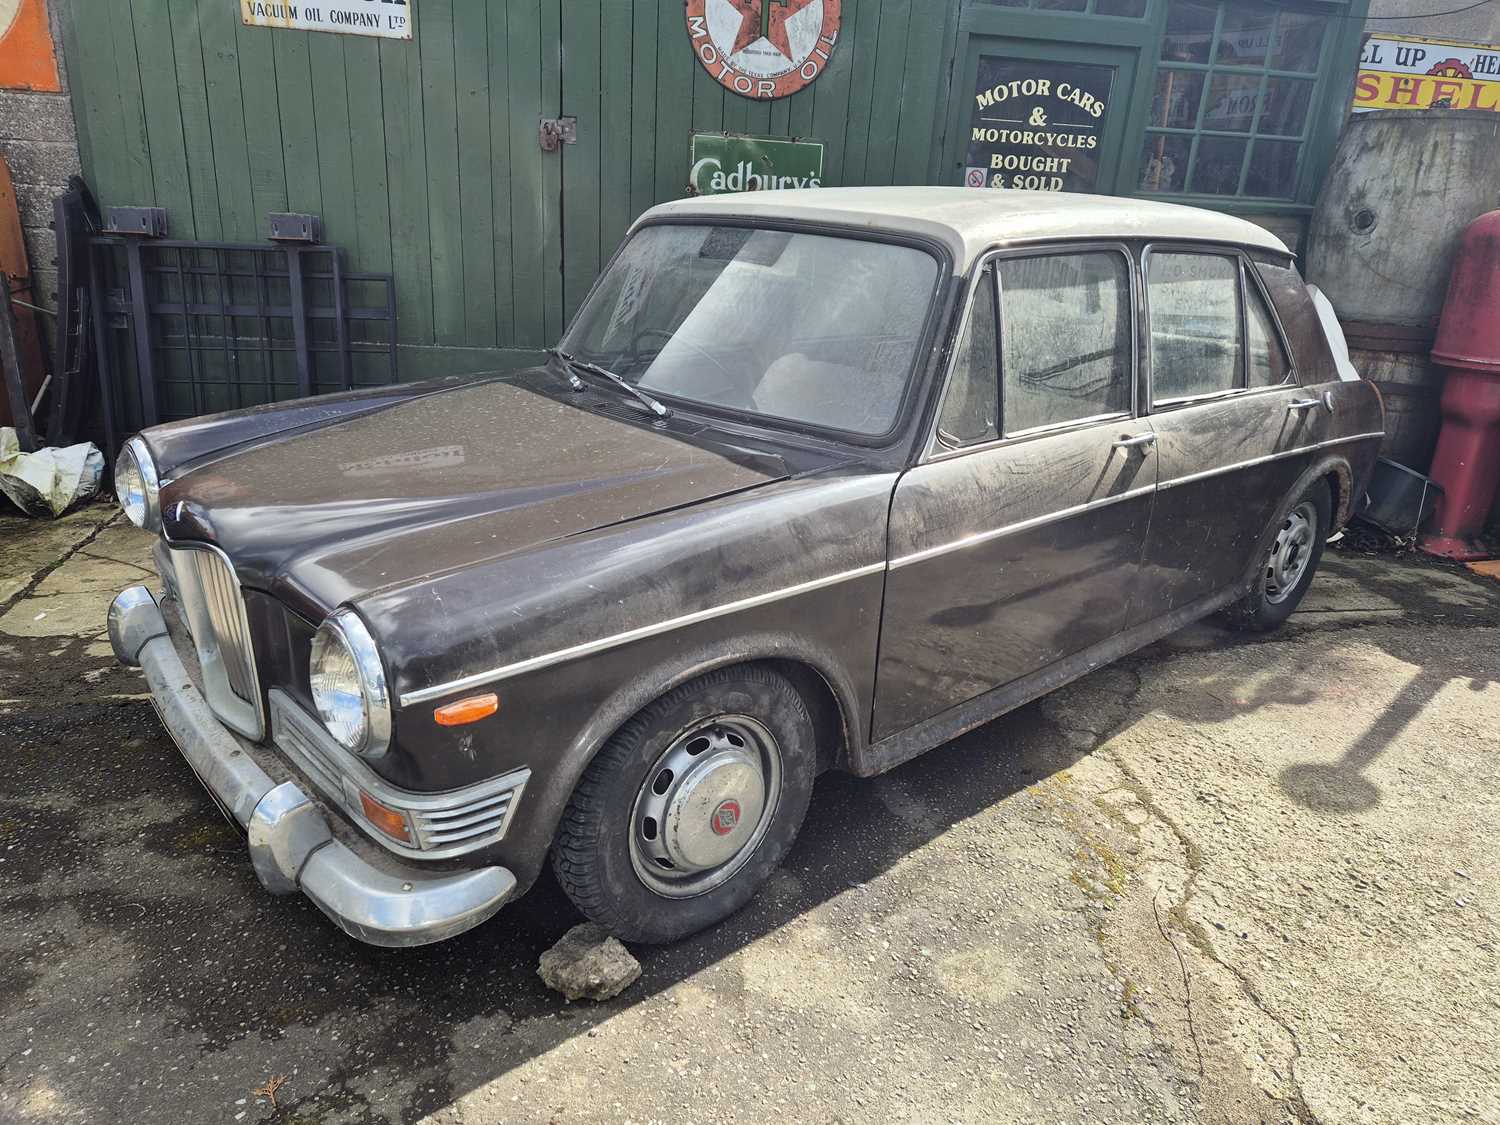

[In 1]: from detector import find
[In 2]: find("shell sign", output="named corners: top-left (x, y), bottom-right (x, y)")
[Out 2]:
top-left (685, 0), bottom-right (841, 101)
top-left (0, 0), bottom-right (59, 93)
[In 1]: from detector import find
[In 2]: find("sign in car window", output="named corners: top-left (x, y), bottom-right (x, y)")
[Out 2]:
top-left (1354, 33), bottom-right (1500, 113)
top-left (963, 57), bottom-right (1116, 192)
top-left (689, 133), bottom-right (825, 195)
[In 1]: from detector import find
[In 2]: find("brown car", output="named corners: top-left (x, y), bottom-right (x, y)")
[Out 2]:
top-left (107, 188), bottom-right (1383, 947)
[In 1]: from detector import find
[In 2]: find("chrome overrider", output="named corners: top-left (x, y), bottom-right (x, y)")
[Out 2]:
top-left (107, 584), bottom-right (516, 947)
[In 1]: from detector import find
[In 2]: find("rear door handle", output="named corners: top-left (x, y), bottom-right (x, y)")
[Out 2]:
top-left (1288, 391), bottom-right (1335, 414)
top-left (1112, 433), bottom-right (1156, 451)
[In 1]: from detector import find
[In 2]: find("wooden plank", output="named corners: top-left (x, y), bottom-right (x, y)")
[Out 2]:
top-left (420, 1), bottom-right (464, 345)
top-left (863, 0), bottom-right (913, 184)
top-left (599, 0), bottom-right (633, 263)
top-left (786, 86), bottom-right (815, 140)
top-left (562, 0), bottom-right (603, 320)
top-left (487, 0), bottom-right (516, 344)
top-left (107, 4), bottom-right (154, 205)
top-left (55, 7), bottom-right (96, 193)
top-left (892, 0), bottom-right (948, 184)
top-left (628, 0), bottom-right (660, 219)
top-left (307, 34), bottom-right (356, 254)
top-left (272, 31), bottom-right (323, 215)
top-left (341, 37), bottom-right (392, 276)
top-left (842, 0), bottom-right (886, 185)
top-left (127, 3), bottom-right (190, 237)
top-left (165, 0), bottom-right (223, 238)
top-left (234, 20), bottom-right (290, 228)
top-left (810, 0), bottom-right (859, 184)
top-left (380, 31), bottom-right (433, 347)
top-left (539, 0), bottom-right (565, 342)
top-left (691, 53), bottom-right (725, 136)
top-left (194, 0), bottom-right (259, 241)
top-left (507, 0), bottom-right (546, 347)
top-left (654, 0), bottom-right (694, 202)
top-left (768, 96), bottom-right (790, 138)
top-left (455, 0), bottom-right (496, 346)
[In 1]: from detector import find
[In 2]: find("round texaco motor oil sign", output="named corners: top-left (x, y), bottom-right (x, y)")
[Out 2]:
top-left (686, 0), bottom-right (842, 101)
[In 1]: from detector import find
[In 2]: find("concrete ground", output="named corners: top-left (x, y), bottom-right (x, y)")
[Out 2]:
top-left (1, 502), bottom-right (1497, 1125)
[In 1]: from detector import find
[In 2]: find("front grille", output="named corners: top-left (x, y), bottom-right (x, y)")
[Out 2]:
top-left (168, 543), bottom-right (263, 739)
top-left (269, 690), bottom-right (528, 860)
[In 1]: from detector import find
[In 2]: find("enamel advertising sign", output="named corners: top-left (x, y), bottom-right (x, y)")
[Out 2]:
top-left (686, 0), bottom-right (841, 100)
top-left (1354, 33), bottom-right (1500, 113)
top-left (963, 57), bottom-right (1116, 193)
top-left (690, 133), bottom-right (824, 195)
top-left (242, 0), bottom-right (412, 39)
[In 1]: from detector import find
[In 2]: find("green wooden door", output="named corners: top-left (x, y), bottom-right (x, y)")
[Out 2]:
top-left (945, 37), bottom-right (1140, 196)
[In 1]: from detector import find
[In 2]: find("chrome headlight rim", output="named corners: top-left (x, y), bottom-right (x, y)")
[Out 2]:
top-left (114, 436), bottom-right (161, 531)
top-left (309, 608), bottom-right (392, 759)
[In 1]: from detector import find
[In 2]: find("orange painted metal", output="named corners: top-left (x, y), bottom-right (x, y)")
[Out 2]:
top-left (0, 150), bottom-right (46, 430)
top-left (0, 0), bottom-right (60, 93)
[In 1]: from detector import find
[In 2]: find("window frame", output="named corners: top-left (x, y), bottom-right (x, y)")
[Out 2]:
top-left (1142, 240), bottom-right (1298, 412)
top-left (928, 240), bottom-right (1140, 461)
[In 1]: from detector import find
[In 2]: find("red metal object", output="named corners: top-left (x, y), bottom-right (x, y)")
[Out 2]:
top-left (1421, 208), bottom-right (1500, 560)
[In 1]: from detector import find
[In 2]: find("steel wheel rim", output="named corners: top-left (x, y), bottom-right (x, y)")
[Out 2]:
top-left (629, 714), bottom-right (783, 899)
top-left (1265, 501), bottom-right (1317, 604)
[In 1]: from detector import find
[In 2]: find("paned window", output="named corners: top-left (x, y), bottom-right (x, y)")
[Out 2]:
top-left (975, 0), bottom-right (1147, 14)
top-left (1138, 2), bottom-right (1328, 200)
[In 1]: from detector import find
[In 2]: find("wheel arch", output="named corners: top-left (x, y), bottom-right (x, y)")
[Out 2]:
top-left (506, 632), bottom-right (867, 895)
top-left (1237, 452), bottom-right (1351, 594)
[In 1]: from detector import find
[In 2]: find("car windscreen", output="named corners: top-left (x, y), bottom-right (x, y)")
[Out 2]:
top-left (561, 224), bottom-right (940, 437)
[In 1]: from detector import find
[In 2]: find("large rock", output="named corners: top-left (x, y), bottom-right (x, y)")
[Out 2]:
top-left (537, 923), bottom-right (641, 1002)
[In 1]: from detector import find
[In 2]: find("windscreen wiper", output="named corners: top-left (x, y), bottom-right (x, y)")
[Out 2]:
top-left (547, 348), bottom-right (671, 418)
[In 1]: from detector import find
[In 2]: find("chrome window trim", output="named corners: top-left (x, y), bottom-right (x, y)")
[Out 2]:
top-left (893, 431), bottom-right (1383, 570)
top-left (270, 689), bottom-right (529, 860)
top-left (925, 240), bottom-right (1141, 462)
top-left (399, 561), bottom-right (889, 707)
top-left (163, 537), bottom-right (266, 741)
top-left (1241, 254), bottom-right (1299, 389)
top-left (1151, 380), bottom-right (1300, 411)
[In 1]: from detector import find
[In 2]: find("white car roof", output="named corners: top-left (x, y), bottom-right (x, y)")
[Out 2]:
top-left (643, 187), bottom-right (1291, 269)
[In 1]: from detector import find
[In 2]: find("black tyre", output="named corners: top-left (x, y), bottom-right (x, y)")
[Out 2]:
top-left (1221, 478), bottom-right (1332, 633)
top-left (551, 664), bottom-right (815, 943)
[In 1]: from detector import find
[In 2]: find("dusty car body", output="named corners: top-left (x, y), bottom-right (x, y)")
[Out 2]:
top-left (107, 188), bottom-right (1382, 947)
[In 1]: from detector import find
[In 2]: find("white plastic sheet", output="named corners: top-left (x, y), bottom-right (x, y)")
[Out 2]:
top-left (0, 427), bottom-right (104, 517)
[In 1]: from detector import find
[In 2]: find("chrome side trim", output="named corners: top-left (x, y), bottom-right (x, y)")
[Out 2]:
top-left (1156, 431), bottom-right (1385, 492)
top-left (890, 484), bottom-right (1157, 570)
top-left (890, 430), bottom-right (1383, 571)
top-left (399, 561), bottom-right (888, 706)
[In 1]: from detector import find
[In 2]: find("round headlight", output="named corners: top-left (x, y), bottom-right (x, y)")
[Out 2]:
top-left (114, 436), bottom-right (159, 530)
top-left (309, 609), bottom-right (391, 757)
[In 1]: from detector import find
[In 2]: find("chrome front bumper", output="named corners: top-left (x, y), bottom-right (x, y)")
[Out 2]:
top-left (107, 584), bottom-right (517, 947)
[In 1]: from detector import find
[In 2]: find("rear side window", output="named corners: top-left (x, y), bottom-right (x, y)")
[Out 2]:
top-left (1148, 251), bottom-right (1242, 401)
top-left (998, 251), bottom-right (1133, 434)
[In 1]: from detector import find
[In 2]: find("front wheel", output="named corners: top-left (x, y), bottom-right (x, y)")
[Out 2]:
top-left (1221, 478), bottom-right (1332, 633)
top-left (551, 665), bottom-right (815, 943)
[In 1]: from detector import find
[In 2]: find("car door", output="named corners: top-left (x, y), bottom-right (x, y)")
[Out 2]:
top-left (873, 244), bottom-right (1157, 741)
top-left (1138, 245), bottom-right (1331, 613)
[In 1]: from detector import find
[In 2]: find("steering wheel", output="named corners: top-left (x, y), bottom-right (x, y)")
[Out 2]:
top-left (628, 327), bottom-right (748, 403)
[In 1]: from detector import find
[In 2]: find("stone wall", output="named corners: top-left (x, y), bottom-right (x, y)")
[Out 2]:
top-left (1365, 1), bottom-right (1500, 43)
top-left (0, 0), bottom-right (80, 316)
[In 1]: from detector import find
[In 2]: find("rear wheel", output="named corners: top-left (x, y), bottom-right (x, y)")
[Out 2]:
top-left (552, 665), bottom-right (815, 943)
top-left (1222, 478), bottom-right (1332, 632)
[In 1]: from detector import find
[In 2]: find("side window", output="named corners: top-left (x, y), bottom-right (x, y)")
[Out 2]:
top-left (1147, 252), bottom-right (1243, 402)
top-left (937, 267), bottom-right (999, 445)
top-left (1246, 274), bottom-right (1291, 387)
top-left (998, 251), bottom-right (1132, 435)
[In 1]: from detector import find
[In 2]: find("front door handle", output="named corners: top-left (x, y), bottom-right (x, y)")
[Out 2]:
top-left (1112, 433), bottom-right (1157, 452)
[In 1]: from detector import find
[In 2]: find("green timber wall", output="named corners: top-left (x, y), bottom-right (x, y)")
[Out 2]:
top-left (57, 0), bottom-right (956, 380)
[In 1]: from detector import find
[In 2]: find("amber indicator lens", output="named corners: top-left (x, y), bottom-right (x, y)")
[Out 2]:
top-left (359, 791), bottom-right (412, 843)
top-left (434, 692), bottom-right (500, 727)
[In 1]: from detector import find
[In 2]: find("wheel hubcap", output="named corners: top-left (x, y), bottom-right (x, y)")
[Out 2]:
top-left (1265, 501), bottom-right (1317, 604)
top-left (629, 716), bottom-right (781, 899)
